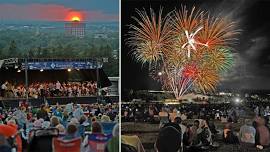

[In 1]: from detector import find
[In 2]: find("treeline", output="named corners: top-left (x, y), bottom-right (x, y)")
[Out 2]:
top-left (0, 29), bottom-right (119, 76)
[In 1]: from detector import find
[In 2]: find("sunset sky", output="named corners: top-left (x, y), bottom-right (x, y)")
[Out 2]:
top-left (0, 0), bottom-right (119, 22)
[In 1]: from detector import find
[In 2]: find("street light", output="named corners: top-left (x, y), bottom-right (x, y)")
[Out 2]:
top-left (234, 97), bottom-right (242, 103)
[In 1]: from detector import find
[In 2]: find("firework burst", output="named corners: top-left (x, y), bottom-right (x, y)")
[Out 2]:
top-left (127, 6), bottom-right (239, 100)
top-left (197, 15), bottom-right (240, 49)
top-left (127, 8), bottom-right (173, 64)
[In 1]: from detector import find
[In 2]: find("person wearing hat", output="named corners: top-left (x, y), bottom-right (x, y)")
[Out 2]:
top-left (0, 120), bottom-right (22, 152)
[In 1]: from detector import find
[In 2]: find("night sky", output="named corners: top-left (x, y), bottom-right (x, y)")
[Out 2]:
top-left (122, 0), bottom-right (270, 91)
top-left (0, 0), bottom-right (119, 22)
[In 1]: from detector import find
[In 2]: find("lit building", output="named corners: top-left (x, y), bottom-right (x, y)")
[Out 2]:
top-left (64, 20), bottom-right (86, 38)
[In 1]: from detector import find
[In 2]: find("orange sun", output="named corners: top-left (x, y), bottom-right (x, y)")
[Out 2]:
top-left (65, 11), bottom-right (83, 22)
top-left (72, 16), bottom-right (80, 22)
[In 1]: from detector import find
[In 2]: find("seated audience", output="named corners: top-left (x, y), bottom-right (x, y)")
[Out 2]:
top-left (254, 117), bottom-right (270, 148)
top-left (223, 123), bottom-right (239, 144)
top-left (155, 125), bottom-right (182, 152)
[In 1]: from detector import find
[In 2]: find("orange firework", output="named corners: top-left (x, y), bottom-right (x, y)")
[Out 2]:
top-left (127, 8), bottom-right (173, 64)
top-left (171, 6), bottom-right (204, 35)
top-left (194, 66), bottom-right (220, 93)
top-left (127, 6), bottom-right (239, 100)
top-left (197, 15), bottom-right (240, 49)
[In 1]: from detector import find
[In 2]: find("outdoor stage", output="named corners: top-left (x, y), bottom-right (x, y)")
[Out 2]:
top-left (0, 95), bottom-right (119, 108)
top-left (0, 58), bottom-right (117, 108)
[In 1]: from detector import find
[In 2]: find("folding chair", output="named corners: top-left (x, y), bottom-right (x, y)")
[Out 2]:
top-left (87, 133), bottom-right (112, 152)
top-left (52, 137), bottom-right (81, 152)
top-left (28, 128), bottom-right (59, 152)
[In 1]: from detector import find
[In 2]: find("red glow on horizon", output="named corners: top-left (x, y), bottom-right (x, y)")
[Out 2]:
top-left (65, 11), bottom-right (84, 21)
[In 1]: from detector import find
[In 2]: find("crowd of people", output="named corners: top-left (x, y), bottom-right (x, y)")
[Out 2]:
top-left (122, 103), bottom-right (238, 123)
top-left (121, 102), bottom-right (270, 152)
top-left (1, 81), bottom-right (98, 99)
top-left (0, 102), bottom-right (119, 152)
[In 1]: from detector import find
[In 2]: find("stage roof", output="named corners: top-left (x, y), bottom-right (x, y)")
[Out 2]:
top-left (0, 58), bottom-right (103, 70)
top-left (0, 58), bottom-right (111, 87)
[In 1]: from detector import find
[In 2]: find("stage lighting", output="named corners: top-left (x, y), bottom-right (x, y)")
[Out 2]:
top-left (67, 68), bottom-right (72, 72)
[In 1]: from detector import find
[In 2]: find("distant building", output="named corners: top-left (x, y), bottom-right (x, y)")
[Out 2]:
top-left (65, 21), bottom-right (86, 38)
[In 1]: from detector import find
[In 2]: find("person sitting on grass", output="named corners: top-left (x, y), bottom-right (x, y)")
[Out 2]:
top-left (239, 119), bottom-right (256, 147)
top-left (63, 123), bottom-right (78, 140)
top-left (223, 122), bottom-right (239, 144)
top-left (158, 107), bottom-right (169, 128)
top-left (254, 117), bottom-right (270, 149)
top-left (155, 125), bottom-right (182, 152)
top-left (92, 122), bottom-right (103, 134)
